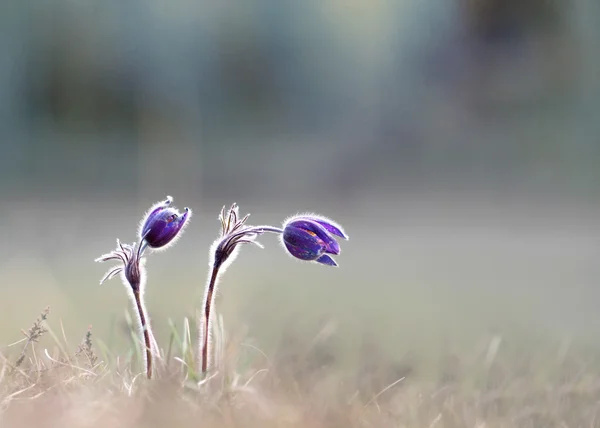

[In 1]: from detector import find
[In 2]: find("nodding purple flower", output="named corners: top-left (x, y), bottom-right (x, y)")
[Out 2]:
top-left (281, 215), bottom-right (349, 267)
top-left (139, 196), bottom-right (191, 251)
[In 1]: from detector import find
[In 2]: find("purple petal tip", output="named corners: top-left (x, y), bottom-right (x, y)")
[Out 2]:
top-left (316, 254), bottom-right (338, 267)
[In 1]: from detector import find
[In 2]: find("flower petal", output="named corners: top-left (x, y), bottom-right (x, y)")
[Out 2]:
top-left (140, 197), bottom-right (172, 236)
top-left (285, 219), bottom-right (340, 255)
top-left (316, 254), bottom-right (338, 267)
top-left (143, 207), bottom-right (190, 249)
top-left (283, 224), bottom-right (327, 261)
top-left (297, 215), bottom-right (348, 240)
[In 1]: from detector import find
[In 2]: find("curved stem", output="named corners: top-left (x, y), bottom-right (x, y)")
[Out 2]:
top-left (200, 265), bottom-right (220, 374)
top-left (138, 239), bottom-right (148, 259)
top-left (133, 289), bottom-right (153, 379)
top-left (251, 226), bottom-right (284, 234)
top-left (198, 223), bottom-right (282, 376)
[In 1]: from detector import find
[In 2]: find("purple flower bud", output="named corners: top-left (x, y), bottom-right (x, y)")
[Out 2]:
top-left (282, 215), bottom-right (348, 267)
top-left (139, 196), bottom-right (191, 250)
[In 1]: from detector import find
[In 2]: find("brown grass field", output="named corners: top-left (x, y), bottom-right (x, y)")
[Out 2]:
top-left (2, 307), bottom-right (600, 428)
top-left (1, 199), bottom-right (599, 427)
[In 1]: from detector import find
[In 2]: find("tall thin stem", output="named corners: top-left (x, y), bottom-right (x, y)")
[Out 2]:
top-left (200, 265), bottom-right (220, 374)
top-left (197, 215), bottom-right (284, 376)
top-left (133, 289), bottom-right (153, 379)
top-left (96, 238), bottom-right (162, 380)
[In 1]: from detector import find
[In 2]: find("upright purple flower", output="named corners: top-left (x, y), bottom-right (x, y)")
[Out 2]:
top-left (281, 214), bottom-right (349, 267)
top-left (96, 196), bottom-right (191, 379)
top-left (139, 196), bottom-right (191, 251)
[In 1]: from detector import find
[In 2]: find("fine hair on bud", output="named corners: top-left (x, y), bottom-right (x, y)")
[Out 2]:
top-left (138, 195), bottom-right (192, 252)
top-left (279, 213), bottom-right (348, 267)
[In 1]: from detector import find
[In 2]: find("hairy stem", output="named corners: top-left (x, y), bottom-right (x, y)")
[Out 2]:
top-left (133, 289), bottom-right (153, 379)
top-left (200, 266), bottom-right (220, 374)
top-left (198, 223), bottom-right (283, 376)
top-left (252, 226), bottom-right (284, 234)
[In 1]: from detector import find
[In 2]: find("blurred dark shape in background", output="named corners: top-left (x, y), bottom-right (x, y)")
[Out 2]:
top-left (1, 0), bottom-right (598, 203)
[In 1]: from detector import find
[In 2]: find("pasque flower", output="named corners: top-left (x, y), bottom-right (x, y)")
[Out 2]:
top-left (96, 196), bottom-right (191, 379)
top-left (95, 194), bottom-right (349, 384)
top-left (139, 196), bottom-right (190, 250)
top-left (281, 215), bottom-right (348, 267)
top-left (198, 207), bottom-right (348, 377)
top-left (199, 203), bottom-right (282, 375)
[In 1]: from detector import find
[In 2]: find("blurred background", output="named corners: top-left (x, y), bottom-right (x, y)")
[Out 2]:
top-left (1, 0), bottom-right (599, 376)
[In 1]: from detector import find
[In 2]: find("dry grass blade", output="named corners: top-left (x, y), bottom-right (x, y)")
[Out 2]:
top-left (2, 384), bottom-right (36, 403)
top-left (43, 349), bottom-right (97, 377)
top-left (13, 307), bottom-right (50, 370)
top-left (75, 326), bottom-right (99, 369)
top-left (362, 376), bottom-right (406, 411)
